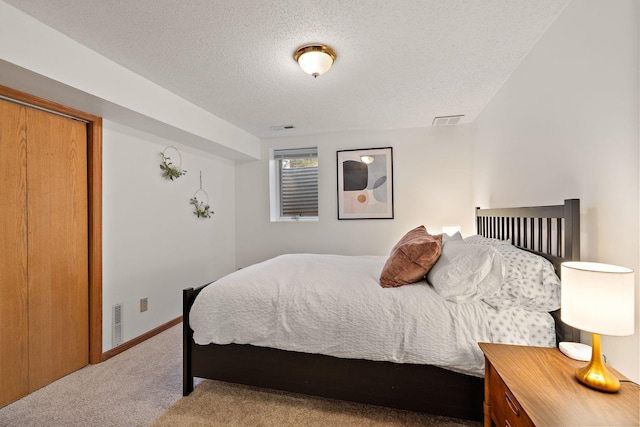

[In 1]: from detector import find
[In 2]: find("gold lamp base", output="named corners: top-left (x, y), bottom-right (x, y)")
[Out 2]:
top-left (575, 333), bottom-right (620, 393)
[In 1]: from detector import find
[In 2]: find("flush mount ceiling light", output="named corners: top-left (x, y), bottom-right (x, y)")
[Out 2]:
top-left (294, 44), bottom-right (337, 78)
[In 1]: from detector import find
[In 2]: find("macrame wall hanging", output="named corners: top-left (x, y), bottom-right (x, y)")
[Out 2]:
top-left (160, 146), bottom-right (187, 180)
top-left (190, 171), bottom-right (214, 219)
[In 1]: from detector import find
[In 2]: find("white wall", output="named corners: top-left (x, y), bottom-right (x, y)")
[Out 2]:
top-left (102, 120), bottom-right (236, 351)
top-left (472, 0), bottom-right (639, 381)
top-left (235, 126), bottom-right (474, 268)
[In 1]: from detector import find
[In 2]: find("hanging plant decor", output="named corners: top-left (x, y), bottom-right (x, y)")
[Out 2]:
top-left (160, 146), bottom-right (187, 180)
top-left (190, 196), bottom-right (213, 218)
top-left (190, 172), bottom-right (214, 219)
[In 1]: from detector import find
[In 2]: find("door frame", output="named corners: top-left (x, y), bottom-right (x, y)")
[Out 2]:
top-left (0, 85), bottom-right (103, 364)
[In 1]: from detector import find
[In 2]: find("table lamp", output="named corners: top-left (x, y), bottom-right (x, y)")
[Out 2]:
top-left (561, 261), bottom-right (635, 392)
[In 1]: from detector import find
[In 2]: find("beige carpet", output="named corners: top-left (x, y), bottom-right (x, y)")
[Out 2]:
top-left (0, 323), bottom-right (481, 426)
top-left (153, 379), bottom-right (481, 427)
top-left (0, 324), bottom-right (184, 427)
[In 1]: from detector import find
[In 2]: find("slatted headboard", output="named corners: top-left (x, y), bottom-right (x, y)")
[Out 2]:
top-left (475, 199), bottom-right (581, 343)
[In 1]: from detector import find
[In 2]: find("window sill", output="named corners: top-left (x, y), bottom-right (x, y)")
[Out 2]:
top-left (271, 217), bottom-right (319, 223)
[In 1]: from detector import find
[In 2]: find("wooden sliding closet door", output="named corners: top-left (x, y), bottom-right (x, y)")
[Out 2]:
top-left (0, 100), bottom-right (29, 407)
top-left (0, 85), bottom-right (99, 409)
top-left (26, 107), bottom-right (89, 392)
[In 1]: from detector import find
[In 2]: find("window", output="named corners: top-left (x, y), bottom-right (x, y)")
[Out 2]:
top-left (270, 147), bottom-right (318, 221)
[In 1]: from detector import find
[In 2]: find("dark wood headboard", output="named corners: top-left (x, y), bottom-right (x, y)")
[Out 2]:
top-left (475, 199), bottom-right (581, 343)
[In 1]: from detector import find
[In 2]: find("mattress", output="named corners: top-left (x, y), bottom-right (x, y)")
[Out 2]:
top-left (189, 252), bottom-right (556, 377)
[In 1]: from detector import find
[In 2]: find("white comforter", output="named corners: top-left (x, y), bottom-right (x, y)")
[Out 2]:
top-left (191, 254), bottom-right (507, 376)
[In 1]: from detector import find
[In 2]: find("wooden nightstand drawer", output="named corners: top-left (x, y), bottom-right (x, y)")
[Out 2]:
top-left (488, 365), bottom-right (533, 427)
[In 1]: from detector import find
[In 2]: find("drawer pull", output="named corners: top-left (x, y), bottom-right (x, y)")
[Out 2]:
top-left (505, 420), bottom-right (512, 427)
top-left (505, 392), bottom-right (520, 416)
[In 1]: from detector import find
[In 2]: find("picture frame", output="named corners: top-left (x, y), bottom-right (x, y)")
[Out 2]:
top-left (337, 147), bottom-right (394, 220)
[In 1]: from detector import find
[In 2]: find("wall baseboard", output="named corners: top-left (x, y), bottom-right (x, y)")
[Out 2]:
top-left (101, 316), bottom-right (182, 362)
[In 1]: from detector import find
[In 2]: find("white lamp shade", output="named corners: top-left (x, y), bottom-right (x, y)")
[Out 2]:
top-left (297, 51), bottom-right (334, 77)
top-left (561, 261), bottom-right (635, 336)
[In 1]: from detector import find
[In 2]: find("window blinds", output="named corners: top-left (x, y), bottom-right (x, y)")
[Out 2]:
top-left (275, 147), bottom-right (318, 217)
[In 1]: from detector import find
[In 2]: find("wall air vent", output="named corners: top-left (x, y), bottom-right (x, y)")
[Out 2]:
top-left (432, 115), bottom-right (465, 126)
top-left (112, 303), bottom-right (123, 347)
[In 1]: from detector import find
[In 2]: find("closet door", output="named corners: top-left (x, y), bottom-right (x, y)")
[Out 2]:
top-left (26, 108), bottom-right (89, 391)
top-left (0, 100), bottom-right (28, 407)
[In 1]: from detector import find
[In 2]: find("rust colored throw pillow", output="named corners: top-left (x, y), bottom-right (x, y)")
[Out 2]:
top-left (380, 225), bottom-right (443, 288)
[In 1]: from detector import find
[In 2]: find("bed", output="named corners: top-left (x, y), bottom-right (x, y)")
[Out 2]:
top-left (183, 199), bottom-right (580, 421)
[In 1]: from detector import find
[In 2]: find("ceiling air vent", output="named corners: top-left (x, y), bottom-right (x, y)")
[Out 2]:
top-left (269, 125), bottom-right (296, 131)
top-left (432, 115), bottom-right (464, 126)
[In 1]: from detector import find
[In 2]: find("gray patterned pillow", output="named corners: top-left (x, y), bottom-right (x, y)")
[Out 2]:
top-left (481, 244), bottom-right (561, 312)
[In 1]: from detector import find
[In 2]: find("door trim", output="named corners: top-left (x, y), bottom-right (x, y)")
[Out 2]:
top-left (0, 85), bottom-right (103, 364)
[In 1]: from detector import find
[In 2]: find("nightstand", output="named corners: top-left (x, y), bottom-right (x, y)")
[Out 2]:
top-left (479, 343), bottom-right (639, 427)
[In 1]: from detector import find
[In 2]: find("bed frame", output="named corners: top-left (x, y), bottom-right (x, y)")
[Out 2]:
top-left (183, 199), bottom-right (581, 421)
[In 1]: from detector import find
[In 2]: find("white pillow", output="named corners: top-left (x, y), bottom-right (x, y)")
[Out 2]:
top-left (427, 240), bottom-right (504, 303)
top-left (441, 231), bottom-right (463, 244)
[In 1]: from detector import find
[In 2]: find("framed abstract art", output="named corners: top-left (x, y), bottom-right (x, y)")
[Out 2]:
top-left (337, 147), bottom-right (394, 219)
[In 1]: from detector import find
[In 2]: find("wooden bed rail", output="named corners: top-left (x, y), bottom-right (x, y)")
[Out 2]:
top-left (183, 283), bottom-right (209, 396)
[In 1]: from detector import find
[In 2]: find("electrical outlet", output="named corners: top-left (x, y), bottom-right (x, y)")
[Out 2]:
top-left (140, 297), bottom-right (148, 312)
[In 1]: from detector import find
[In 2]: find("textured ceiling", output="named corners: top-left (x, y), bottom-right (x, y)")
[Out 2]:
top-left (4, 0), bottom-right (570, 138)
